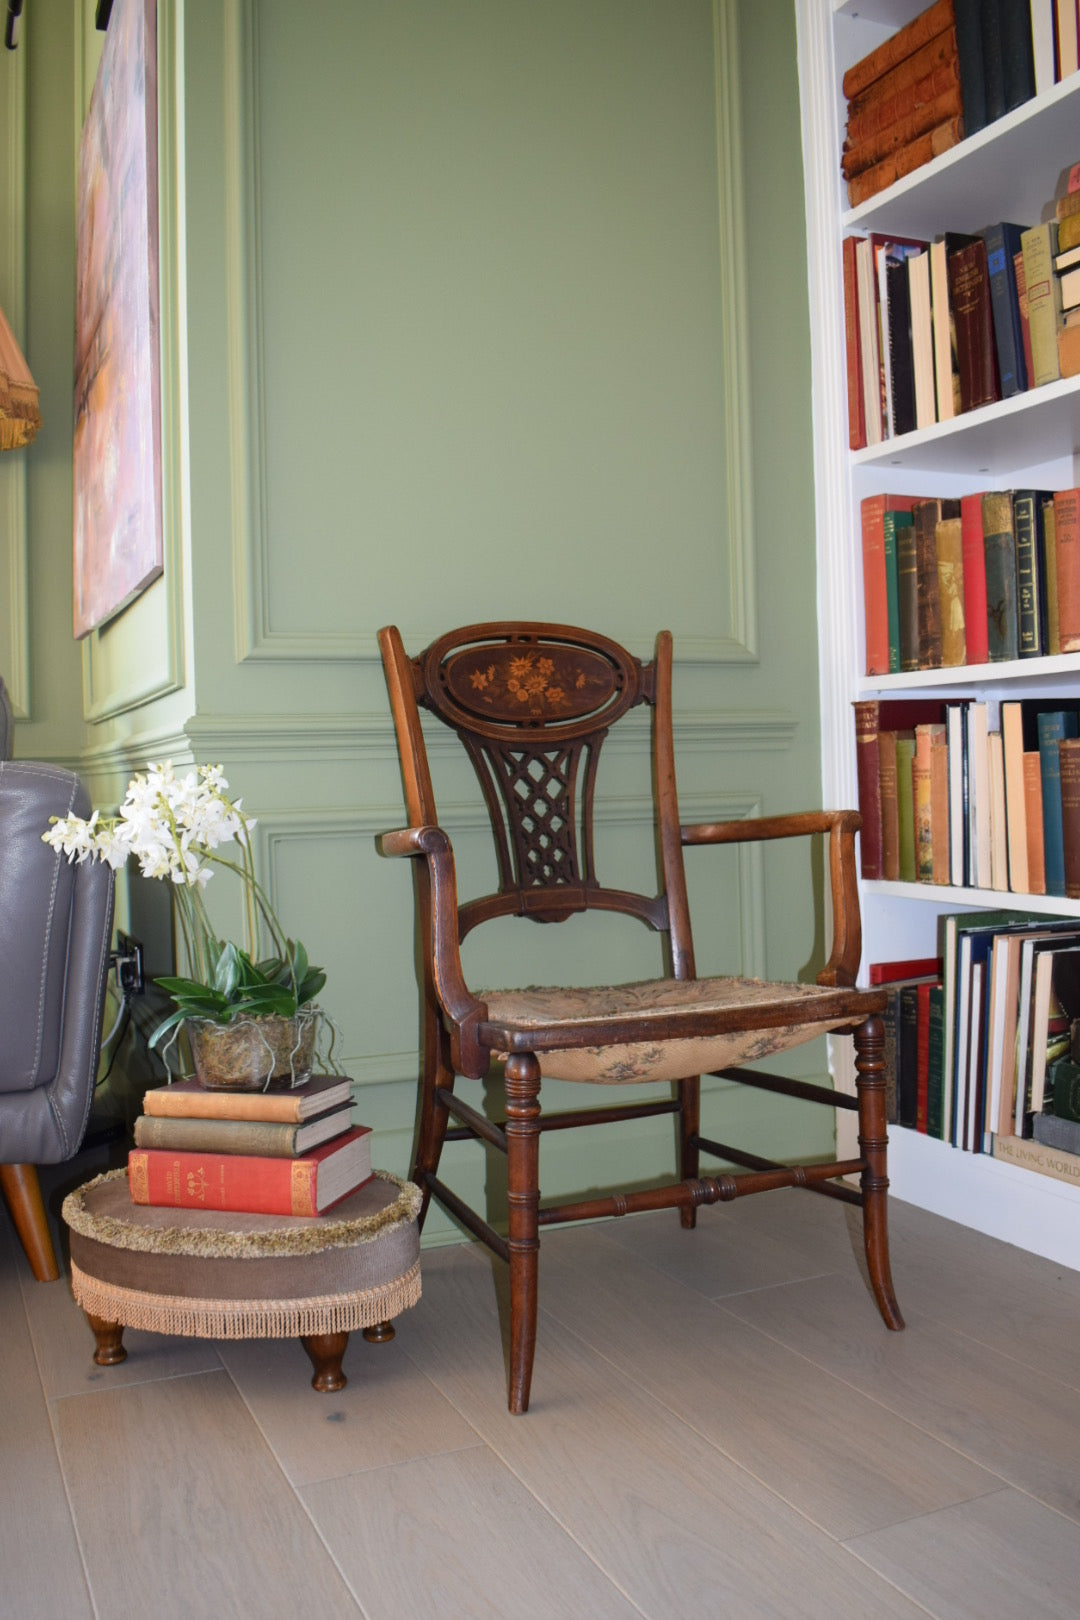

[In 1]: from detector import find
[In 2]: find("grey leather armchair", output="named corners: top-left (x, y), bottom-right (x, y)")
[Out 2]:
top-left (0, 762), bottom-right (114, 1279)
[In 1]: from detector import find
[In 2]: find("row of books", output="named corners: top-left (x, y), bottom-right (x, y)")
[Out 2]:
top-left (842, 0), bottom-right (1074, 209)
top-left (854, 697), bottom-right (1080, 898)
top-left (875, 911), bottom-right (1080, 1163)
top-left (126, 1073), bottom-right (373, 1215)
top-left (844, 204), bottom-right (1080, 451)
top-left (861, 488), bottom-right (1080, 677)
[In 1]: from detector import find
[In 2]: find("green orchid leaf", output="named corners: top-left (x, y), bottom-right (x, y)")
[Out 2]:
top-left (213, 943), bottom-right (243, 999)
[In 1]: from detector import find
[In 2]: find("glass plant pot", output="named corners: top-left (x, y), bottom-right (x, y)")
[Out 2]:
top-left (186, 1006), bottom-right (322, 1091)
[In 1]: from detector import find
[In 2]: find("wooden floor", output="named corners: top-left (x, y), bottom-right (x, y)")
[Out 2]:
top-left (6, 1146), bottom-right (1080, 1619)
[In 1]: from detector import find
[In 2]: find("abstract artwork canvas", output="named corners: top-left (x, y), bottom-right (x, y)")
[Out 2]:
top-left (73, 0), bottom-right (162, 639)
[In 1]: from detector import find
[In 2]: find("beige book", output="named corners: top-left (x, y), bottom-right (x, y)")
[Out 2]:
top-left (934, 514), bottom-right (966, 666)
top-left (989, 731), bottom-right (1009, 892)
top-left (992, 1132), bottom-right (1080, 1188)
top-left (1021, 223), bottom-right (1063, 387)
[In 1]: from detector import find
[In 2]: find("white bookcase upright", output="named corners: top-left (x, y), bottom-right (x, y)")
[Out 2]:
top-left (796, 0), bottom-right (1080, 1269)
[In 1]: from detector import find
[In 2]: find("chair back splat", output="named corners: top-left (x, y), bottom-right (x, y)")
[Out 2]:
top-left (377, 622), bottom-right (903, 1413)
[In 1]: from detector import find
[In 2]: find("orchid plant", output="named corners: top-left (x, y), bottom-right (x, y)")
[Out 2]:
top-left (42, 762), bottom-right (328, 1055)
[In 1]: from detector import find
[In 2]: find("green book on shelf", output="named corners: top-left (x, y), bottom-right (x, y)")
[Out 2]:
top-left (883, 509), bottom-right (913, 675)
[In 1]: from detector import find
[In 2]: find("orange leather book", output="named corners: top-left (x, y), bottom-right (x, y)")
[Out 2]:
top-left (127, 1126), bottom-right (373, 1216)
top-left (842, 0), bottom-right (955, 101)
top-left (842, 83), bottom-right (963, 180)
top-left (929, 724), bottom-right (951, 884)
top-left (845, 31), bottom-right (959, 143)
top-left (843, 237), bottom-right (865, 451)
top-left (879, 730), bottom-right (901, 882)
top-left (141, 1072), bottom-right (353, 1121)
top-left (847, 118), bottom-right (963, 210)
top-left (1060, 738), bottom-right (1080, 900)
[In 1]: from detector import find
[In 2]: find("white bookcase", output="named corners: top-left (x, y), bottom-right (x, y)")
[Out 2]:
top-left (796, 0), bottom-right (1080, 1270)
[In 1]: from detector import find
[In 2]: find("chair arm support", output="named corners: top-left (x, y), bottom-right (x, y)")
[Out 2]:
top-left (375, 823), bottom-right (487, 1057)
top-left (681, 810), bottom-right (862, 988)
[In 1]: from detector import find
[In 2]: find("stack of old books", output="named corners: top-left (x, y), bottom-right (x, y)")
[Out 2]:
top-left (127, 1073), bottom-right (372, 1216)
top-left (842, 0), bottom-right (1039, 210)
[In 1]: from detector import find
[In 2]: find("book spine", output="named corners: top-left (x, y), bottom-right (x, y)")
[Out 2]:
top-left (927, 982), bottom-right (946, 1138)
top-left (1043, 497), bottom-right (1060, 656)
top-left (930, 237), bottom-right (956, 421)
top-left (897, 513), bottom-right (921, 669)
top-left (991, 1132), bottom-right (1080, 1186)
top-left (1024, 751), bottom-right (1047, 894)
top-left (1059, 737), bottom-right (1080, 899)
top-left (842, 0), bottom-right (956, 100)
top-left (860, 494), bottom-right (889, 675)
top-left (896, 735), bottom-right (918, 882)
top-left (948, 240), bottom-right (1001, 411)
top-left (1038, 711), bottom-right (1079, 896)
top-left (1001, 702), bottom-right (1029, 893)
top-left (914, 500), bottom-right (944, 667)
top-left (883, 512), bottom-right (904, 672)
top-left (982, 490), bottom-right (1019, 661)
top-left (983, 223), bottom-right (1028, 397)
top-left (882, 987), bottom-right (901, 1124)
top-left (842, 83), bottom-right (963, 180)
top-left (853, 700), bottom-right (883, 879)
top-left (935, 513), bottom-right (966, 666)
top-left (132, 1114), bottom-right (308, 1157)
top-left (953, 0), bottom-right (987, 135)
top-left (929, 726), bottom-right (951, 883)
top-left (1013, 490), bottom-right (1043, 656)
top-left (980, 0), bottom-right (1006, 122)
top-left (997, 0), bottom-right (1037, 111)
top-left (960, 492), bottom-right (989, 664)
top-left (846, 119), bottom-right (963, 210)
top-left (845, 42), bottom-right (960, 146)
top-left (1021, 222), bottom-right (1062, 386)
top-left (1013, 248), bottom-right (1035, 390)
top-left (898, 983), bottom-right (921, 1126)
top-left (916, 979), bottom-right (932, 1130)
top-left (1055, 489), bottom-right (1080, 652)
top-left (879, 730), bottom-right (901, 882)
top-left (128, 1148), bottom-right (321, 1215)
top-left (913, 725), bottom-right (935, 882)
top-left (886, 255), bottom-right (917, 439)
top-left (843, 237), bottom-right (866, 451)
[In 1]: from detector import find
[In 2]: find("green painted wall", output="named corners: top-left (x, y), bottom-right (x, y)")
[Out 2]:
top-left (5, 0), bottom-right (829, 1243)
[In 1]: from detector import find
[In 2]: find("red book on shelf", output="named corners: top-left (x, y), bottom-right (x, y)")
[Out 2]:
top-left (854, 698), bottom-right (959, 880)
top-left (869, 957), bottom-right (944, 985)
top-left (127, 1126), bottom-right (373, 1217)
top-left (960, 492), bottom-right (989, 666)
top-left (861, 493), bottom-right (916, 676)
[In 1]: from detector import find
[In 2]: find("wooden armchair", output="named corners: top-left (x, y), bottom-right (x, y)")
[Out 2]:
top-left (377, 622), bottom-right (903, 1412)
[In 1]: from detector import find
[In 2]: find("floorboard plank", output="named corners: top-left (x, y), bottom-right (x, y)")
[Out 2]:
top-left (217, 1328), bottom-right (481, 1486)
top-left (724, 1272), bottom-right (1080, 1526)
top-left (401, 1246), bottom-right (926, 1619)
top-left (536, 1223), bottom-right (999, 1539)
top-left (302, 1446), bottom-right (645, 1619)
top-left (845, 1485), bottom-right (1080, 1619)
top-left (51, 1371), bottom-right (363, 1617)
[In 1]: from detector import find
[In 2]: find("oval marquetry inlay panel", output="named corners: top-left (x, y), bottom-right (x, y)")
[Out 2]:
top-left (443, 644), bottom-right (618, 723)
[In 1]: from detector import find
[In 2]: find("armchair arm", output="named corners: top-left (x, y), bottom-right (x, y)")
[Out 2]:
top-left (375, 823), bottom-right (488, 1057)
top-left (681, 810), bottom-right (862, 988)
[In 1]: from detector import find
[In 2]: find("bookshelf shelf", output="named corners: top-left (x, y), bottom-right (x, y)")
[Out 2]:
top-left (797, 0), bottom-right (1080, 1271)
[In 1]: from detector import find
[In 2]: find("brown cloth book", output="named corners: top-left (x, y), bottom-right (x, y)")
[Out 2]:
top-left (140, 1072), bottom-right (354, 1122)
top-left (935, 511), bottom-right (966, 666)
top-left (842, 83), bottom-right (963, 179)
top-left (947, 238), bottom-right (1001, 412)
top-left (913, 498), bottom-right (946, 668)
top-left (845, 30), bottom-right (959, 143)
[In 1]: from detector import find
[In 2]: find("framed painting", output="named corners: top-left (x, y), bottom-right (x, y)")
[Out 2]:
top-left (73, 0), bottom-right (162, 640)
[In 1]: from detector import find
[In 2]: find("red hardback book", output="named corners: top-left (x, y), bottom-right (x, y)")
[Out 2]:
top-left (127, 1126), bottom-right (373, 1216)
top-left (861, 493), bottom-right (916, 676)
top-left (1054, 488), bottom-right (1080, 653)
top-left (869, 956), bottom-right (944, 984)
top-left (960, 492), bottom-right (989, 665)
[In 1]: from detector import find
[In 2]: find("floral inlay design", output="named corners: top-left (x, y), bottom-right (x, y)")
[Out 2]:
top-left (445, 644), bottom-right (617, 723)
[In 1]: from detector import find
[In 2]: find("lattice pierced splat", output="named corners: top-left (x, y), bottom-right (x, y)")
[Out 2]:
top-left (478, 738), bottom-right (597, 890)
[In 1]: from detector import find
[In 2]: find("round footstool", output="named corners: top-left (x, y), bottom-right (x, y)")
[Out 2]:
top-left (62, 1168), bottom-right (422, 1391)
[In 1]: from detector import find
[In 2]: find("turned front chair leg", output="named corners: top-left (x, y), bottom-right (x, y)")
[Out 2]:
top-left (301, 1330), bottom-right (349, 1391)
top-left (504, 1051), bottom-right (542, 1414)
top-left (86, 1313), bottom-right (127, 1365)
top-left (854, 1014), bottom-right (905, 1331)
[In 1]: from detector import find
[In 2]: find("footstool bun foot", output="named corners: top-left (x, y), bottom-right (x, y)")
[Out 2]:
top-left (302, 1330), bottom-right (349, 1391)
top-left (362, 1320), bottom-right (395, 1343)
top-left (86, 1313), bottom-right (127, 1365)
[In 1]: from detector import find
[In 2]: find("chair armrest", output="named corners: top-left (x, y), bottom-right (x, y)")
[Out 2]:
top-left (681, 810), bottom-right (862, 988)
top-left (375, 823), bottom-right (488, 1067)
